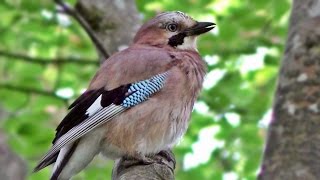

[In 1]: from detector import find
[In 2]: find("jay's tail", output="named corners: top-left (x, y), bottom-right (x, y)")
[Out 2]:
top-left (50, 141), bottom-right (79, 180)
top-left (35, 130), bottom-right (103, 180)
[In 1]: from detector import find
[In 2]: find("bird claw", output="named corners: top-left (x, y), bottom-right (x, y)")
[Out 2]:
top-left (120, 151), bottom-right (175, 171)
top-left (158, 150), bottom-right (176, 168)
top-left (158, 150), bottom-right (174, 163)
top-left (121, 153), bottom-right (156, 168)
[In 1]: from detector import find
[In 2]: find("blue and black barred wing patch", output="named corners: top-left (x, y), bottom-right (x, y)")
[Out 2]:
top-left (121, 72), bottom-right (168, 108)
top-left (34, 72), bottom-right (169, 172)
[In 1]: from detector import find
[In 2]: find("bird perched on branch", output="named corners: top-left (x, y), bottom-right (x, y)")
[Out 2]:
top-left (34, 11), bottom-right (215, 180)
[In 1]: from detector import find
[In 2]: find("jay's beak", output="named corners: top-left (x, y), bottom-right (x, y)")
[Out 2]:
top-left (184, 22), bottom-right (216, 36)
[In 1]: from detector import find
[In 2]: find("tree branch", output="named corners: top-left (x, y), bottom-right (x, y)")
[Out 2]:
top-left (112, 150), bottom-right (176, 180)
top-left (54, 0), bottom-right (110, 59)
top-left (0, 84), bottom-right (68, 103)
top-left (0, 50), bottom-right (99, 66)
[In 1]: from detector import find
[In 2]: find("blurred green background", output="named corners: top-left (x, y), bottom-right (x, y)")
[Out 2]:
top-left (0, 0), bottom-right (291, 179)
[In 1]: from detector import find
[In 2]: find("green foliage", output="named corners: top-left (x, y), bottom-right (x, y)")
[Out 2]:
top-left (0, 0), bottom-right (290, 179)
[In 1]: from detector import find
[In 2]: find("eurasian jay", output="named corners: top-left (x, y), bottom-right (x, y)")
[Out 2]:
top-left (34, 11), bottom-right (215, 180)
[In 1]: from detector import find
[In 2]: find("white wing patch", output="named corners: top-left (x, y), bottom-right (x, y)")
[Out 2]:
top-left (86, 95), bottom-right (103, 116)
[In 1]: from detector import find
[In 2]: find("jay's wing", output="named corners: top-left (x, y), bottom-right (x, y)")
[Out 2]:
top-left (34, 72), bottom-right (169, 172)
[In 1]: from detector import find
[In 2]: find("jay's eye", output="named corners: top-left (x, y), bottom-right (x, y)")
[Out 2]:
top-left (166, 23), bottom-right (178, 32)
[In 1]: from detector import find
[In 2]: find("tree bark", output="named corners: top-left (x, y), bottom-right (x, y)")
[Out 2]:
top-left (112, 151), bottom-right (175, 180)
top-left (0, 109), bottom-right (26, 180)
top-left (75, 0), bottom-right (141, 62)
top-left (74, 0), bottom-right (176, 179)
top-left (259, 0), bottom-right (320, 179)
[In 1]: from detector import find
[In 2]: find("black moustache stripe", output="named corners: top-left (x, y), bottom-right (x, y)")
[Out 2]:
top-left (168, 32), bottom-right (187, 47)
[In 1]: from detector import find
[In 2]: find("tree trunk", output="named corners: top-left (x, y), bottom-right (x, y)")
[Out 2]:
top-left (259, 0), bottom-right (320, 179)
top-left (75, 0), bottom-right (176, 179)
top-left (75, 0), bottom-right (141, 62)
top-left (0, 109), bottom-right (26, 180)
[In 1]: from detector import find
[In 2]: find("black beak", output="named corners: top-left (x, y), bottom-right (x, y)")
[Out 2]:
top-left (184, 22), bottom-right (216, 36)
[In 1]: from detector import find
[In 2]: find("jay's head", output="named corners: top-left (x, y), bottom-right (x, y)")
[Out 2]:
top-left (133, 11), bottom-right (215, 50)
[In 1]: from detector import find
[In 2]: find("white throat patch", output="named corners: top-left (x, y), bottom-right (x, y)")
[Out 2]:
top-left (177, 36), bottom-right (197, 50)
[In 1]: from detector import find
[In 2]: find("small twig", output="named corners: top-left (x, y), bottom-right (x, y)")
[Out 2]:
top-left (54, 64), bottom-right (63, 91)
top-left (54, 0), bottom-right (110, 59)
top-left (53, 48), bottom-right (64, 91)
top-left (0, 50), bottom-right (99, 66)
top-left (0, 84), bottom-right (68, 103)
